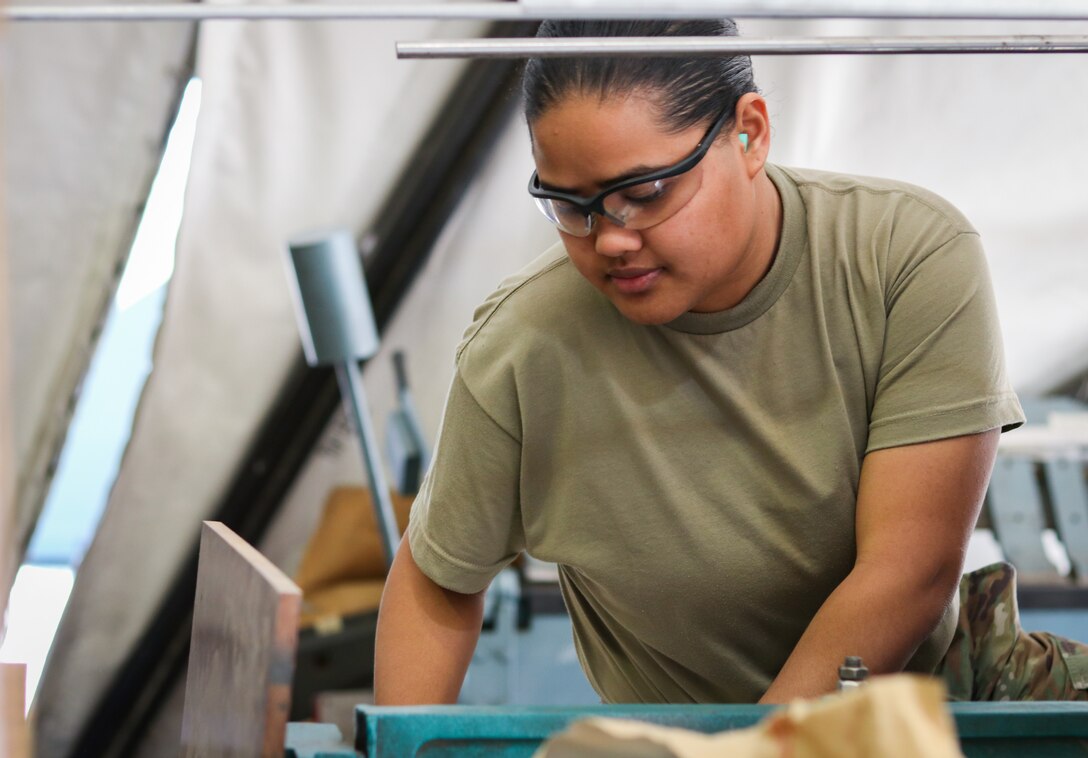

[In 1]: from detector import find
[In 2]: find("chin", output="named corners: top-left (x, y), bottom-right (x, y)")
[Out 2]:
top-left (610, 297), bottom-right (685, 326)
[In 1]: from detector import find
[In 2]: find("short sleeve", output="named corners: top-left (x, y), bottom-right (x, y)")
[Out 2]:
top-left (407, 370), bottom-right (524, 594)
top-left (866, 231), bottom-right (1024, 453)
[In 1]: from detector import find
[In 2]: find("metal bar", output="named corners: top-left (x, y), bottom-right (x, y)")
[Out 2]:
top-left (398, 34), bottom-right (1088, 59)
top-left (335, 362), bottom-right (400, 570)
top-left (9, 1), bottom-right (1088, 24)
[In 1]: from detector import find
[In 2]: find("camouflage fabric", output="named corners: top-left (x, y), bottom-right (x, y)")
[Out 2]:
top-left (936, 562), bottom-right (1088, 701)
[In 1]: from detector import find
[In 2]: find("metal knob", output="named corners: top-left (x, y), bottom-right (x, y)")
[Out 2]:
top-left (838, 656), bottom-right (869, 691)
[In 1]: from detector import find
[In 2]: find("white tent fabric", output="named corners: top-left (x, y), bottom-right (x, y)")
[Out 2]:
top-left (3, 11), bottom-right (195, 554)
top-left (30, 13), bottom-right (1088, 757)
top-left (1, 79), bottom-right (14, 627)
top-left (33, 11), bottom-right (484, 758)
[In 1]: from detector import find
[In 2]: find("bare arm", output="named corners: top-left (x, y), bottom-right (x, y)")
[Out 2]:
top-left (759, 428), bottom-right (1000, 704)
top-left (373, 538), bottom-right (485, 704)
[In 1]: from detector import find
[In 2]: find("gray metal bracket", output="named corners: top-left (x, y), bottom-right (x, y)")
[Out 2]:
top-left (986, 457), bottom-right (1061, 583)
top-left (1043, 458), bottom-right (1088, 585)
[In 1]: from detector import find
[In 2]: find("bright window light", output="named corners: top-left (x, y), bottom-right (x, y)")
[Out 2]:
top-left (0, 566), bottom-right (75, 710)
top-left (115, 78), bottom-right (202, 311)
top-left (1, 77), bottom-right (203, 712)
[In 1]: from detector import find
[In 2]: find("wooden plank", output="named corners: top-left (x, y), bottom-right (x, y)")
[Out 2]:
top-left (181, 521), bottom-right (302, 758)
top-left (0, 664), bottom-right (29, 758)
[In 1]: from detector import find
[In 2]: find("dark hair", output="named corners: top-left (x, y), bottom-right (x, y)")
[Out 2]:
top-left (522, 19), bottom-right (758, 135)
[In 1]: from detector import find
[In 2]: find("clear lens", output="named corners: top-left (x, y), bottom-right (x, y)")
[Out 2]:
top-left (535, 197), bottom-right (593, 237)
top-left (601, 172), bottom-right (701, 231)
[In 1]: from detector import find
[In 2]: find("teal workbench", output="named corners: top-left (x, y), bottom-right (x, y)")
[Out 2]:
top-left (285, 701), bottom-right (1088, 757)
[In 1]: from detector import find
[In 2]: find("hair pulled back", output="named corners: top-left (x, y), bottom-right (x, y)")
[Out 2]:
top-left (522, 19), bottom-right (758, 134)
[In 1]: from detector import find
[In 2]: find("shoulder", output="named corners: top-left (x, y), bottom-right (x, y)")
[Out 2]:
top-left (776, 164), bottom-right (976, 239)
top-left (773, 165), bottom-right (984, 293)
top-left (457, 243), bottom-right (575, 359)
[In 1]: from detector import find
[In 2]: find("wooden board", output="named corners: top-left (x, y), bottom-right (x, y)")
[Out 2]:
top-left (0, 663), bottom-right (29, 758)
top-left (181, 521), bottom-right (302, 758)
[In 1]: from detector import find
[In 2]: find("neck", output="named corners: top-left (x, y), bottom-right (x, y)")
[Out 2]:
top-left (752, 168), bottom-right (784, 280)
top-left (695, 167), bottom-right (782, 313)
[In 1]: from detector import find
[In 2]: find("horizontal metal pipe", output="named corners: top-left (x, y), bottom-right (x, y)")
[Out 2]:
top-left (7, 1), bottom-right (1088, 24)
top-left (398, 34), bottom-right (1088, 58)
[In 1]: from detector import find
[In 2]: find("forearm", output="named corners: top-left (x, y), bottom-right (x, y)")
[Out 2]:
top-left (760, 431), bottom-right (1000, 704)
top-left (758, 558), bottom-right (960, 704)
top-left (374, 538), bottom-right (485, 705)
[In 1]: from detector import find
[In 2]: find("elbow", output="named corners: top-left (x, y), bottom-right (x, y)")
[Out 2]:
top-left (854, 552), bottom-right (962, 629)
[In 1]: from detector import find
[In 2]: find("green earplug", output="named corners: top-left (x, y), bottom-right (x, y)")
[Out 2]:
top-left (739, 133), bottom-right (749, 152)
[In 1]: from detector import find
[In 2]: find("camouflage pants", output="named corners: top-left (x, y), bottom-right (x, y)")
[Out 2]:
top-left (936, 562), bottom-right (1088, 701)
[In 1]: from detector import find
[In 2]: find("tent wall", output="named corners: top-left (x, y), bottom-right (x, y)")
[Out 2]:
top-left (4, 9), bottom-right (196, 557)
top-left (34, 15), bottom-right (485, 758)
top-left (3, 27), bottom-right (31, 754)
top-left (0, 33), bottom-right (14, 638)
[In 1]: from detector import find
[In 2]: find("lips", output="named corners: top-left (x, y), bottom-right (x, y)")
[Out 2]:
top-left (607, 267), bottom-right (663, 295)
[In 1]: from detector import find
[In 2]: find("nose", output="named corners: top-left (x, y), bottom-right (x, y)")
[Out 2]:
top-left (593, 215), bottom-right (643, 258)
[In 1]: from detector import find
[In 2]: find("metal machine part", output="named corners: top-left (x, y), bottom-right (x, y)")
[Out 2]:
top-left (837, 656), bottom-right (870, 692)
top-left (987, 457), bottom-right (1062, 583)
top-left (286, 231), bottom-right (400, 569)
top-left (386, 351), bottom-right (429, 497)
top-left (461, 570), bottom-right (598, 707)
top-left (1045, 458), bottom-right (1088, 583)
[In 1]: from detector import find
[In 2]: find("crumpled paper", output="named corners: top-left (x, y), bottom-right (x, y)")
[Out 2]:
top-left (534, 674), bottom-right (964, 758)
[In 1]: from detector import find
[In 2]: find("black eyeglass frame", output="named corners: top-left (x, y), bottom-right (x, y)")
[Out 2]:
top-left (527, 105), bottom-right (734, 228)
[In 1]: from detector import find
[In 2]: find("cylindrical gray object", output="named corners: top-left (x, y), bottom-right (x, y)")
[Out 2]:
top-left (396, 34), bottom-right (1088, 59)
top-left (9, 1), bottom-right (1088, 23)
top-left (286, 230), bottom-right (379, 366)
top-left (336, 362), bottom-right (401, 569)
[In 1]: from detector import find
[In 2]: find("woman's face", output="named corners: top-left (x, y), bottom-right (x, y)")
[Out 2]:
top-left (530, 92), bottom-right (775, 325)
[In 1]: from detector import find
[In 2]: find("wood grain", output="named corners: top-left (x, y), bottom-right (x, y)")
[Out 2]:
top-left (181, 521), bottom-right (302, 758)
top-left (0, 663), bottom-right (29, 758)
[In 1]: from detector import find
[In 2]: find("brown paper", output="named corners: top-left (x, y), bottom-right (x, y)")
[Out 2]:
top-left (535, 675), bottom-right (964, 758)
top-left (293, 487), bottom-right (414, 628)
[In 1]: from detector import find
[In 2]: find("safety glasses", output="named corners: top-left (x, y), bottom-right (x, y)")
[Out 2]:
top-left (528, 106), bottom-right (732, 237)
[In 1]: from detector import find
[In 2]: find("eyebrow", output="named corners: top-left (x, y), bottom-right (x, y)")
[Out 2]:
top-left (538, 163), bottom-right (670, 195)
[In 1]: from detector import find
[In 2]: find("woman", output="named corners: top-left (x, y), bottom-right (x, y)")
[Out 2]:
top-left (374, 19), bottom-right (1086, 704)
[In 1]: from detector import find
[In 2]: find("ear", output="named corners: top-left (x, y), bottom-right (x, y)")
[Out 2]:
top-left (734, 93), bottom-right (771, 178)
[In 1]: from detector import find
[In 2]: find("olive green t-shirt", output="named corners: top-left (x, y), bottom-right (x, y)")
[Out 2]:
top-left (408, 163), bottom-right (1025, 703)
